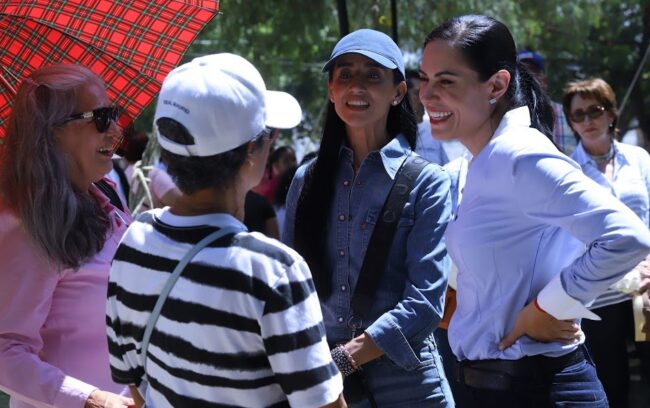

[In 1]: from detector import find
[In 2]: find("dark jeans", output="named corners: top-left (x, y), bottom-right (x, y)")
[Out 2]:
top-left (582, 300), bottom-right (650, 408)
top-left (461, 349), bottom-right (608, 407)
top-left (434, 327), bottom-right (471, 407)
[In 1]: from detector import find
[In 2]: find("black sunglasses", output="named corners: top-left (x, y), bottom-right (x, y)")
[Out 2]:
top-left (569, 105), bottom-right (606, 123)
top-left (60, 106), bottom-right (121, 133)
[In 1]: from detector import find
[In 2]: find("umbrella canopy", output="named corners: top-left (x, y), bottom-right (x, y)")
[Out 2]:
top-left (0, 0), bottom-right (220, 137)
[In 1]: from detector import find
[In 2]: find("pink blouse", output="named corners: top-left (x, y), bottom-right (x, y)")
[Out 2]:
top-left (0, 180), bottom-right (131, 408)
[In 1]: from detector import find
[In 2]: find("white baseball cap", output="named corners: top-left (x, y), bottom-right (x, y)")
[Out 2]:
top-left (154, 53), bottom-right (302, 157)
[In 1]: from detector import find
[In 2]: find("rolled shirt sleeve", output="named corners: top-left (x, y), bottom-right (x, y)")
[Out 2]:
top-left (513, 155), bottom-right (650, 319)
top-left (261, 259), bottom-right (343, 407)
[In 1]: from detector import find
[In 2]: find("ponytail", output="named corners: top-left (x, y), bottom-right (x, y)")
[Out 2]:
top-left (511, 62), bottom-right (554, 142)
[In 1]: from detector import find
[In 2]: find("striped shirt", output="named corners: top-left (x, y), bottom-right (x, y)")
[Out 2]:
top-left (107, 209), bottom-right (342, 407)
top-left (572, 140), bottom-right (650, 309)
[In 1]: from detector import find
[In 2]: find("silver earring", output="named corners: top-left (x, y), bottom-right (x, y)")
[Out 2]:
top-left (489, 98), bottom-right (497, 105)
top-left (392, 100), bottom-right (399, 106)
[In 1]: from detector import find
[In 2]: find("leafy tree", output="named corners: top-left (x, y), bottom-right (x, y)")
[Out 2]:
top-left (136, 0), bottom-right (649, 147)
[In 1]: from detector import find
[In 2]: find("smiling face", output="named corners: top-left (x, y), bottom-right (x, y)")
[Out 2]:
top-left (568, 94), bottom-right (614, 147)
top-left (54, 80), bottom-right (119, 191)
top-left (328, 53), bottom-right (405, 135)
top-left (418, 39), bottom-right (496, 147)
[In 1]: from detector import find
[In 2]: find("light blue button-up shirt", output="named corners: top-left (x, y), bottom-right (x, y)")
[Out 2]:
top-left (446, 107), bottom-right (650, 361)
top-left (572, 140), bottom-right (650, 309)
top-left (284, 135), bottom-right (452, 370)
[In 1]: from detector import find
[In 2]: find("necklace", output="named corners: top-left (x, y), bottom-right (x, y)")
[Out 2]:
top-left (587, 143), bottom-right (615, 164)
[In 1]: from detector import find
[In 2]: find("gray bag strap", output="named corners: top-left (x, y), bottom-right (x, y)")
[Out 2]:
top-left (140, 225), bottom-right (244, 379)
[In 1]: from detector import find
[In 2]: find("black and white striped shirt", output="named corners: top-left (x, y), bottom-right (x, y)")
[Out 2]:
top-left (107, 209), bottom-right (342, 407)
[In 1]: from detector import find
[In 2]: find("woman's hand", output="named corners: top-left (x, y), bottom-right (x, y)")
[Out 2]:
top-left (84, 390), bottom-right (135, 408)
top-left (499, 300), bottom-right (582, 350)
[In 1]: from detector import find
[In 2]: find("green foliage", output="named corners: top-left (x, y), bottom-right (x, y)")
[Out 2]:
top-left (135, 0), bottom-right (649, 142)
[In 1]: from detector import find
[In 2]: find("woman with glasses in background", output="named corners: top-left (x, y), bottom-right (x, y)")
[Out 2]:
top-left (563, 77), bottom-right (650, 407)
top-left (0, 64), bottom-right (134, 408)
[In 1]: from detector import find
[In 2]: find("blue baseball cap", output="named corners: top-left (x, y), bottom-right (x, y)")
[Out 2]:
top-left (517, 50), bottom-right (545, 72)
top-left (322, 29), bottom-right (405, 79)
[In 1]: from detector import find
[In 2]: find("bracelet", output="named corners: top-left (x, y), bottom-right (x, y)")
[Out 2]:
top-left (331, 344), bottom-right (359, 377)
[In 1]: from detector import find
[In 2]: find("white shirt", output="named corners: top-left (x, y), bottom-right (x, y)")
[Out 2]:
top-left (446, 107), bottom-right (650, 361)
top-left (572, 140), bottom-right (650, 309)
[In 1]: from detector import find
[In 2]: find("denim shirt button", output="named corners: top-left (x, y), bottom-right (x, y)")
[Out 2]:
top-left (343, 180), bottom-right (350, 186)
top-left (341, 284), bottom-right (347, 291)
top-left (337, 316), bottom-right (344, 323)
top-left (339, 249), bottom-right (345, 256)
top-left (338, 214), bottom-right (346, 221)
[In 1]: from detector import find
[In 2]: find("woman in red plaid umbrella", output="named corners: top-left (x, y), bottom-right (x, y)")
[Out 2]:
top-left (0, 64), bottom-right (135, 408)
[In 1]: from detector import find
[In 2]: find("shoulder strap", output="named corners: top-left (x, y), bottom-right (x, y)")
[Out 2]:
top-left (94, 178), bottom-right (124, 212)
top-left (140, 225), bottom-right (244, 380)
top-left (350, 154), bottom-right (429, 324)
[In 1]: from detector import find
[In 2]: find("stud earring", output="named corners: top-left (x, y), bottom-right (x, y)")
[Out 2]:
top-left (392, 100), bottom-right (399, 106)
top-left (488, 98), bottom-right (497, 105)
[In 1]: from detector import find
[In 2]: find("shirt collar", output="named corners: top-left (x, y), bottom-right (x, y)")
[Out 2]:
top-left (340, 134), bottom-right (412, 180)
top-left (153, 207), bottom-right (247, 230)
top-left (89, 178), bottom-right (115, 214)
top-left (88, 179), bottom-right (133, 227)
top-left (493, 106), bottom-right (531, 140)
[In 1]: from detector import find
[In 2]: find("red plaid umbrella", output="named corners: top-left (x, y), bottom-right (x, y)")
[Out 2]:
top-left (0, 0), bottom-right (220, 137)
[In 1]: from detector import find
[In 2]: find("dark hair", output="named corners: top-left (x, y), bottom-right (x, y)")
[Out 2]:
top-left (405, 68), bottom-right (421, 89)
top-left (123, 130), bottom-right (149, 163)
top-left (269, 145), bottom-right (295, 168)
top-left (424, 15), bottom-right (554, 141)
top-left (561, 77), bottom-right (619, 140)
top-left (157, 117), bottom-right (263, 194)
top-left (300, 151), bottom-right (318, 166)
top-left (274, 166), bottom-right (297, 207)
top-left (293, 68), bottom-right (417, 298)
top-left (0, 64), bottom-right (110, 270)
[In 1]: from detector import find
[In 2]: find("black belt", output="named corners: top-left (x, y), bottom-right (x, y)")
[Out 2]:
top-left (456, 348), bottom-right (586, 391)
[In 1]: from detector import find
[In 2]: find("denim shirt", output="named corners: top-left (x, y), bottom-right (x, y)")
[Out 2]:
top-left (284, 135), bottom-right (452, 370)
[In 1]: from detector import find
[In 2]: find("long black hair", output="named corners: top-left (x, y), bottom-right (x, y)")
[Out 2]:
top-left (424, 15), bottom-right (554, 141)
top-left (293, 68), bottom-right (417, 298)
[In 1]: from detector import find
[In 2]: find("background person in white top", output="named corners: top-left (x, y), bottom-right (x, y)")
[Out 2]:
top-left (106, 53), bottom-right (345, 408)
top-left (563, 77), bottom-right (650, 408)
top-left (419, 14), bottom-right (650, 407)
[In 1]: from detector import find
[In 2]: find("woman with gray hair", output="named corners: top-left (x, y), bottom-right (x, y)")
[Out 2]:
top-left (0, 64), bottom-right (134, 407)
